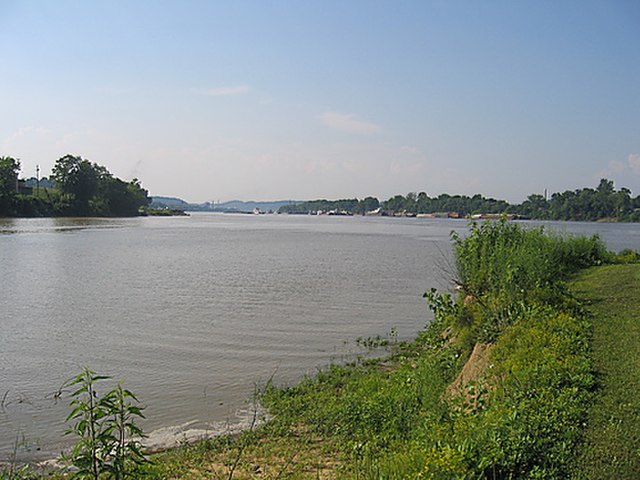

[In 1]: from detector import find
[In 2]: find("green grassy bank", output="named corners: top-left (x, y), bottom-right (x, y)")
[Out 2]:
top-left (3, 222), bottom-right (639, 479)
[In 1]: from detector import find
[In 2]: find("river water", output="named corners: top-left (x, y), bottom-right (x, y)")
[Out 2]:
top-left (0, 213), bottom-right (638, 461)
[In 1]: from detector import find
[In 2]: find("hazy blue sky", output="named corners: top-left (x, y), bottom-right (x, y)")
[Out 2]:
top-left (1, 1), bottom-right (639, 203)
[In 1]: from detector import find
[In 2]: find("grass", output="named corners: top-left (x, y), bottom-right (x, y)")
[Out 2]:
top-left (570, 264), bottom-right (640, 479)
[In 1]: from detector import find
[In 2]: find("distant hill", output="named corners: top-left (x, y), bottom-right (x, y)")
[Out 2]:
top-left (149, 196), bottom-right (191, 209)
top-left (150, 197), bottom-right (298, 213)
top-left (212, 200), bottom-right (298, 213)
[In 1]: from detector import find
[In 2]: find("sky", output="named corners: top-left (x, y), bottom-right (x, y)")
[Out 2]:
top-left (1, 0), bottom-right (639, 203)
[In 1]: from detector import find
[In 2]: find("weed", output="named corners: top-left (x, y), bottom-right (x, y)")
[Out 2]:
top-left (63, 368), bottom-right (147, 479)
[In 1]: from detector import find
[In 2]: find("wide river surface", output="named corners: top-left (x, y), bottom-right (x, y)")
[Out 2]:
top-left (1, 213), bottom-right (639, 461)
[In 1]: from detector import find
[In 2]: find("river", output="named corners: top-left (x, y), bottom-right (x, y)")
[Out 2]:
top-left (1, 213), bottom-right (638, 461)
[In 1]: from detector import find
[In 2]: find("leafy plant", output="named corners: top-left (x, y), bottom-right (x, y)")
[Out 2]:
top-left (103, 384), bottom-right (147, 479)
top-left (63, 369), bottom-right (147, 479)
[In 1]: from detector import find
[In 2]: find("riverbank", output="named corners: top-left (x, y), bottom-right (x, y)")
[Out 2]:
top-left (139, 223), bottom-right (636, 478)
top-left (4, 223), bottom-right (638, 478)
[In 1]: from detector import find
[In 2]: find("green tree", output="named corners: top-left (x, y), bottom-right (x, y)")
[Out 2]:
top-left (357, 196), bottom-right (380, 214)
top-left (519, 194), bottom-right (549, 219)
top-left (383, 194), bottom-right (407, 214)
top-left (596, 178), bottom-right (615, 196)
top-left (615, 187), bottom-right (632, 219)
top-left (0, 156), bottom-right (20, 216)
top-left (405, 192), bottom-right (418, 212)
top-left (51, 155), bottom-right (148, 217)
top-left (52, 155), bottom-right (109, 215)
top-left (102, 177), bottom-right (150, 216)
top-left (594, 178), bottom-right (616, 219)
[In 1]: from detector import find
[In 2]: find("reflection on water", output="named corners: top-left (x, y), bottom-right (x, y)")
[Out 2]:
top-left (0, 217), bottom-right (141, 235)
top-left (0, 217), bottom-right (18, 234)
top-left (0, 214), bottom-right (638, 461)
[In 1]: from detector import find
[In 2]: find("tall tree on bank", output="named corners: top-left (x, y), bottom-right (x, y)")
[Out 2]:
top-left (357, 196), bottom-right (380, 214)
top-left (52, 155), bottom-right (109, 216)
top-left (100, 177), bottom-right (151, 217)
top-left (51, 154), bottom-right (150, 217)
top-left (0, 156), bottom-right (20, 216)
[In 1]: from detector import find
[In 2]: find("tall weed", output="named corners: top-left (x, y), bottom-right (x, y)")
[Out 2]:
top-left (452, 220), bottom-right (607, 341)
top-left (63, 369), bottom-right (147, 479)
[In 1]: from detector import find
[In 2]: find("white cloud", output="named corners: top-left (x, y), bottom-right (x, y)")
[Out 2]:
top-left (320, 111), bottom-right (381, 135)
top-left (2, 126), bottom-right (51, 146)
top-left (400, 145), bottom-right (419, 154)
top-left (199, 85), bottom-right (250, 96)
top-left (628, 153), bottom-right (640, 175)
top-left (609, 159), bottom-right (626, 173)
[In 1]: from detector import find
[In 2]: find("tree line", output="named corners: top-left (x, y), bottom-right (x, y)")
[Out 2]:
top-left (518, 179), bottom-right (637, 221)
top-left (279, 178), bottom-right (640, 222)
top-left (0, 155), bottom-right (150, 217)
top-left (278, 196), bottom-right (380, 215)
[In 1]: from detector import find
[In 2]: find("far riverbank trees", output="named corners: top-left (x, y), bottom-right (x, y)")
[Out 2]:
top-left (279, 178), bottom-right (640, 222)
top-left (0, 154), bottom-right (150, 217)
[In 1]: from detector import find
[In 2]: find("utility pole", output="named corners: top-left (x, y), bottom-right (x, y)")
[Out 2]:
top-left (36, 164), bottom-right (40, 196)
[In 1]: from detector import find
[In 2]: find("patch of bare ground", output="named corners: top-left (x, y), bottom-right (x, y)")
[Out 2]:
top-left (445, 342), bottom-right (493, 409)
top-left (172, 430), bottom-right (343, 479)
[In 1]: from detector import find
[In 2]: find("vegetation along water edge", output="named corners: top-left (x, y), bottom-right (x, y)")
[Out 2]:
top-left (2, 220), bottom-right (639, 478)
